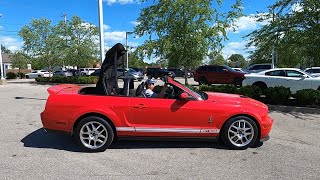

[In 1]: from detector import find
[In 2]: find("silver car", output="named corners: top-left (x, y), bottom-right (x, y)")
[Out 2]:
top-left (117, 68), bottom-right (144, 81)
top-left (53, 70), bottom-right (73, 77)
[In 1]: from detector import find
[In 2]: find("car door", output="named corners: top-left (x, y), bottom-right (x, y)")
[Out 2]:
top-left (264, 70), bottom-right (287, 87)
top-left (207, 66), bottom-right (217, 83)
top-left (129, 87), bottom-right (206, 136)
top-left (284, 70), bottom-right (312, 92)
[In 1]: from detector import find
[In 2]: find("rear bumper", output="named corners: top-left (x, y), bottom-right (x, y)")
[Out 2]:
top-left (41, 110), bottom-right (69, 133)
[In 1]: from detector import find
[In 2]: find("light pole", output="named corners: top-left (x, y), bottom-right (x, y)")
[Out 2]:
top-left (98, 0), bottom-right (105, 64)
top-left (0, 13), bottom-right (7, 85)
top-left (125, 31), bottom-right (133, 69)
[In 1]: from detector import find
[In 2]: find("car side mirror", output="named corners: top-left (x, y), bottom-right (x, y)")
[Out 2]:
top-left (180, 92), bottom-right (189, 100)
top-left (302, 74), bottom-right (309, 78)
top-left (223, 69), bottom-right (229, 72)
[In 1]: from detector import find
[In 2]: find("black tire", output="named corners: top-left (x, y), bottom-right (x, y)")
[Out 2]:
top-left (74, 116), bottom-right (114, 152)
top-left (253, 82), bottom-right (267, 90)
top-left (317, 86), bottom-right (320, 91)
top-left (38, 75), bottom-right (41, 77)
top-left (199, 77), bottom-right (208, 85)
top-left (221, 116), bottom-right (258, 150)
top-left (26, 75), bottom-right (29, 79)
top-left (233, 77), bottom-right (243, 87)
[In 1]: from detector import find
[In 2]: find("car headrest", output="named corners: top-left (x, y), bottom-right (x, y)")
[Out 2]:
top-left (136, 82), bottom-right (145, 96)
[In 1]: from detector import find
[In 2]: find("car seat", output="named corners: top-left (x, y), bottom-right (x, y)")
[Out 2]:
top-left (136, 82), bottom-right (146, 97)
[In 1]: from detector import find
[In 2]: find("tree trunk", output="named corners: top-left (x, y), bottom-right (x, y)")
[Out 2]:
top-left (184, 68), bottom-right (188, 85)
top-left (19, 68), bottom-right (21, 79)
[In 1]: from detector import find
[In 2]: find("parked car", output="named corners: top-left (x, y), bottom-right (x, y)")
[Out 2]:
top-left (131, 67), bottom-right (145, 75)
top-left (233, 68), bottom-right (248, 73)
top-left (247, 64), bottom-right (273, 73)
top-left (167, 68), bottom-right (191, 78)
top-left (117, 68), bottom-right (144, 81)
top-left (242, 68), bottom-right (320, 92)
top-left (67, 69), bottom-right (80, 76)
top-left (53, 70), bottom-right (73, 77)
top-left (146, 67), bottom-right (175, 78)
top-left (305, 67), bottom-right (320, 77)
top-left (194, 65), bottom-right (245, 86)
top-left (80, 68), bottom-right (98, 76)
top-left (90, 69), bottom-right (101, 77)
top-left (25, 70), bottom-right (52, 78)
top-left (41, 76), bottom-right (273, 152)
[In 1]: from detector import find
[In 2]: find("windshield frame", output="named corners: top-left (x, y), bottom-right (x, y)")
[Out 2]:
top-left (171, 79), bottom-right (204, 100)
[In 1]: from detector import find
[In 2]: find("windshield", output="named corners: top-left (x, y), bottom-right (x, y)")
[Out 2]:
top-left (172, 79), bottom-right (205, 100)
top-left (224, 66), bottom-right (236, 72)
top-left (304, 71), bottom-right (316, 78)
top-left (128, 68), bottom-right (136, 73)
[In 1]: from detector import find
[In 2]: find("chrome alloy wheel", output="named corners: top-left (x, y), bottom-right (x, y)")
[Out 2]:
top-left (80, 121), bottom-right (108, 149)
top-left (227, 119), bottom-right (254, 147)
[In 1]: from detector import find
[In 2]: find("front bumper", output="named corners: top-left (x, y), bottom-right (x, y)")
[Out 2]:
top-left (260, 135), bottom-right (270, 142)
top-left (260, 116), bottom-right (273, 140)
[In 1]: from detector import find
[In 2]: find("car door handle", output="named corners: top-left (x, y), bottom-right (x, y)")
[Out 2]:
top-left (133, 104), bottom-right (146, 109)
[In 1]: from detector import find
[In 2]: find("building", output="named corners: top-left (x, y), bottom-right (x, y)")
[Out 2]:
top-left (1, 53), bottom-right (32, 75)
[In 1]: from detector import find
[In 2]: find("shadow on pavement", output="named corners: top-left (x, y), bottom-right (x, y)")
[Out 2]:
top-left (15, 97), bottom-right (47, 101)
top-left (111, 139), bottom-right (227, 149)
top-left (21, 128), bottom-right (230, 152)
top-left (21, 128), bottom-right (82, 152)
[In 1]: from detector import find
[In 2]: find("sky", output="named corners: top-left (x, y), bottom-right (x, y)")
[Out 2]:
top-left (0, 0), bottom-right (276, 63)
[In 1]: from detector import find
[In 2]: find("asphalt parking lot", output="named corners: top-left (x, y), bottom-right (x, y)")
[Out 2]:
top-left (0, 78), bottom-right (319, 180)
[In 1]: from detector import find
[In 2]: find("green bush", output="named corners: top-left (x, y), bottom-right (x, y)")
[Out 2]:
top-left (36, 76), bottom-right (98, 84)
top-left (264, 86), bottom-right (291, 105)
top-left (237, 85), bottom-right (263, 99)
top-left (295, 89), bottom-right (320, 106)
top-left (6, 72), bottom-right (17, 79)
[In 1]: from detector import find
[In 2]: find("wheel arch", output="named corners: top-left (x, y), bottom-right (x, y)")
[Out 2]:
top-left (219, 114), bottom-right (261, 140)
top-left (72, 112), bottom-right (117, 138)
top-left (252, 81), bottom-right (268, 88)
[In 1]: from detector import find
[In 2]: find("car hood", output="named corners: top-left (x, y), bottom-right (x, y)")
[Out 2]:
top-left (205, 92), bottom-right (268, 109)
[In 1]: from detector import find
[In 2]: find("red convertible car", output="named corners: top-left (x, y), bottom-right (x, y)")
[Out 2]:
top-left (40, 44), bottom-right (273, 152)
top-left (41, 76), bottom-right (273, 152)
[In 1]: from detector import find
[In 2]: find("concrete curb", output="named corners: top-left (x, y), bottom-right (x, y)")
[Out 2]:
top-left (268, 104), bottom-right (320, 114)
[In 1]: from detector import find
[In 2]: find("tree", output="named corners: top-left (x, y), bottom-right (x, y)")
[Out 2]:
top-left (10, 51), bottom-right (30, 79)
top-left (246, 0), bottom-right (320, 68)
top-left (228, 54), bottom-right (247, 68)
top-left (1, 45), bottom-right (11, 53)
top-left (135, 0), bottom-right (243, 84)
top-left (128, 50), bottom-right (147, 68)
top-left (208, 52), bottom-right (225, 65)
top-left (19, 18), bottom-right (61, 73)
top-left (56, 16), bottom-right (99, 68)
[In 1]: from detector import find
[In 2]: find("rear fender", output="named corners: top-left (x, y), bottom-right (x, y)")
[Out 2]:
top-left (47, 84), bottom-right (80, 95)
top-left (68, 105), bottom-right (122, 132)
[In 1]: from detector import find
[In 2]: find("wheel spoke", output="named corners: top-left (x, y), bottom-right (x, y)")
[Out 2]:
top-left (81, 131), bottom-right (89, 135)
top-left (91, 123), bottom-right (96, 131)
top-left (96, 124), bottom-right (102, 131)
top-left (85, 125), bottom-right (91, 132)
top-left (97, 139), bottom-right (104, 144)
top-left (229, 129), bottom-right (237, 135)
top-left (98, 134), bottom-right (106, 139)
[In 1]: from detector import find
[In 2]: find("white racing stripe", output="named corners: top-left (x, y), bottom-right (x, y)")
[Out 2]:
top-left (116, 127), bottom-right (220, 133)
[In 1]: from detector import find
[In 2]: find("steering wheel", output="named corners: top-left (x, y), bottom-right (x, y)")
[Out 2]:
top-left (164, 85), bottom-right (175, 99)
